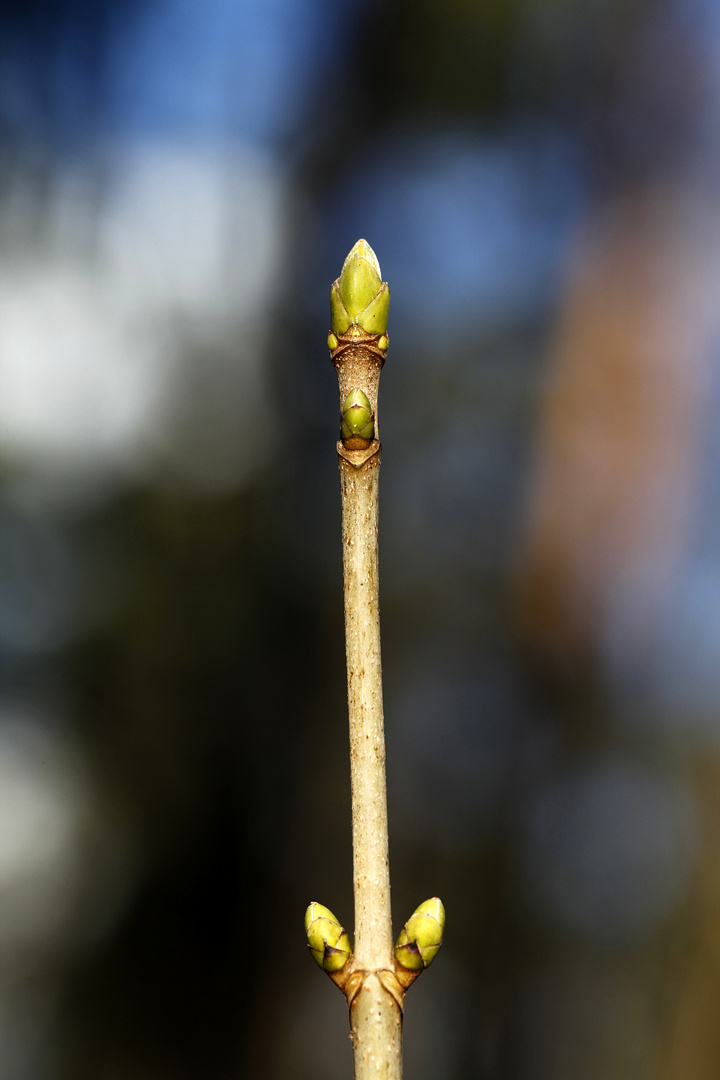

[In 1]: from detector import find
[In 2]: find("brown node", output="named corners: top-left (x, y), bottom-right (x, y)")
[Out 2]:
top-left (329, 326), bottom-right (388, 369)
top-left (337, 440), bottom-right (380, 469)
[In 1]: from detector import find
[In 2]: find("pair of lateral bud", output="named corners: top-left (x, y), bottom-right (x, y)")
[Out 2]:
top-left (305, 897), bottom-right (445, 993)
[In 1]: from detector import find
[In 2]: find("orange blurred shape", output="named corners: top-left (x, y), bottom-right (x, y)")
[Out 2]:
top-left (515, 187), bottom-right (719, 679)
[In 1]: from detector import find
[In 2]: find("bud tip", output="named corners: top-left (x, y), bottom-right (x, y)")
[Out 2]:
top-left (342, 238), bottom-right (381, 279)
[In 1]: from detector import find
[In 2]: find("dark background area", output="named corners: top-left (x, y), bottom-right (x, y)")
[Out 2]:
top-left (1, 0), bottom-right (720, 1077)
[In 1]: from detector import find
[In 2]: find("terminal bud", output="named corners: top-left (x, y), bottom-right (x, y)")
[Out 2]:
top-left (330, 239), bottom-right (390, 335)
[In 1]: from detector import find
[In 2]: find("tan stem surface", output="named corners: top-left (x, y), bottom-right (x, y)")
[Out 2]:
top-left (335, 335), bottom-right (400, 1080)
top-left (340, 453), bottom-right (393, 973)
top-left (350, 973), bottom-right (403, 1080)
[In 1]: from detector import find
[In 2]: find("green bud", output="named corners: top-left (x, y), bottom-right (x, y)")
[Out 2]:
top-left (305, 902), bottom-right (352, 973)
top-left (327, 332), bottom-right (339, 351)
top-left (341, 389), bottom-right (374, 442)
top-left (395, 897), bottom-right (445, 972)
top-left (330, 239), bottom-right (390, 335)
top-left (377, 334), bottom-right (389, 352)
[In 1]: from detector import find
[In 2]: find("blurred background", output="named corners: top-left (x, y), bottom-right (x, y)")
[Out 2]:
top-left (1, 0), bottom-right (720, 1077)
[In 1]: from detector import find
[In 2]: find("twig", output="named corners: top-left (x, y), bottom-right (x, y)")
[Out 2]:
top-left (305, 241), bottom-right (445, 1080)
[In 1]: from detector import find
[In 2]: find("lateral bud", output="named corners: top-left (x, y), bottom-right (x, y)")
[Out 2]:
top-left (341, 389), bottom-right (375, 450)
top-left (305, 902), bottom-right (353, 974)
top-left (394, 897), bottom-right (445, 979)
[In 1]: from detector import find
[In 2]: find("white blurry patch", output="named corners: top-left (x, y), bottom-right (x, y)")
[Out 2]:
top-left (0, 259), bottom-right (162, 470)
top-left (0, 141), bottom-right (283, 490)
top-left (0, 710), bottom-right (131, 956)
top-left (521, 760), bottom-right (697, 942)
top-left (100, 142), bottom-right (283, 321)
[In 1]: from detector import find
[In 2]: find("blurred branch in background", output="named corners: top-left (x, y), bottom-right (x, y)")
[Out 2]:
top-left (514, 8), bottom-right (720, 1079)
top-left (516, 184), bottom-right (720, 682)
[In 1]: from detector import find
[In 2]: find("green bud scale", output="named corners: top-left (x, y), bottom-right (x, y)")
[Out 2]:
top-left (394, 897), bottom-right (445, 971)
top-left (305, 902), bottom-right (353, 973)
